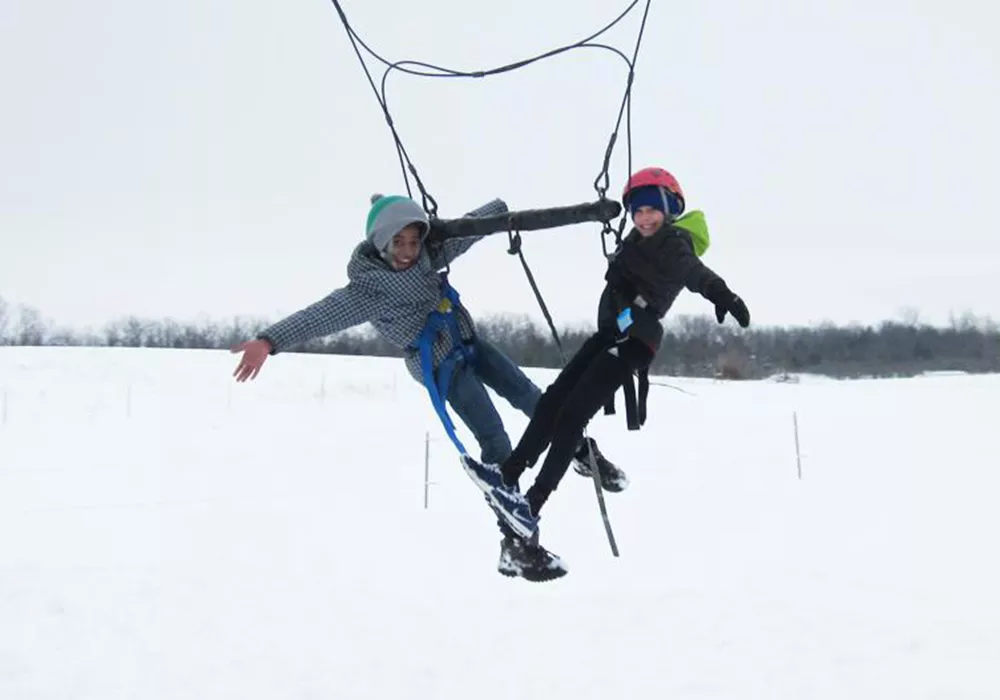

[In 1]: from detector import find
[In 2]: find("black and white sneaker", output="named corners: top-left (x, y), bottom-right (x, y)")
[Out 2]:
top-left (571, 436), bottom-right (629, 492)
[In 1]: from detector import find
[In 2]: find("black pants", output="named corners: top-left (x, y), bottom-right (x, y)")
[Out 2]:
top-left (502, 330), bottom-right (653, 515)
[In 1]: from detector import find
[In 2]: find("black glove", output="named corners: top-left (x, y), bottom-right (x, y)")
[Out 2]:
top-left (714, 292), bottom-right (750, 327)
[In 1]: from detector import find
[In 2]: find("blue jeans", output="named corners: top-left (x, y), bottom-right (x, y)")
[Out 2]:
top-left (445, 337), bottom-right (541, 465)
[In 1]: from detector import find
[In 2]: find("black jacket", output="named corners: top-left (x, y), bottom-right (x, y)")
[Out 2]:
top-left (597, 223), bottom-right (731, 352)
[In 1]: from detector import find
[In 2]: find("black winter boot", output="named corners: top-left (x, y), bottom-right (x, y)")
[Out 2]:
top-left (571, 436), bottom-right (629, 492)
top-left (496, 529), bottom-right (568, 582)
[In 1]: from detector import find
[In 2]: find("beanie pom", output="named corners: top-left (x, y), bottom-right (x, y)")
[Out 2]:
top-left (370, 192), bottom-right (383, 204)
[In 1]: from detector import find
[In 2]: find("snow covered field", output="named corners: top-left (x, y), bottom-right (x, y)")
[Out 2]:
top-left (1, 345), bottom-right (997, 699)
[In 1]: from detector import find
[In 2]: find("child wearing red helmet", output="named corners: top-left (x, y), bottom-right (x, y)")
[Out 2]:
top-left (460, 167), bottom-right (751, 572)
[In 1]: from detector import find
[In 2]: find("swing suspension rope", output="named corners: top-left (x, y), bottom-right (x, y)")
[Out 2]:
top-left (326, 0), bottom-right (651, 253)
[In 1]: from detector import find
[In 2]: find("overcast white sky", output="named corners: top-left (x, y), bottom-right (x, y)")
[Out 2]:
top-left (2, 0), bottom-right (998, 333)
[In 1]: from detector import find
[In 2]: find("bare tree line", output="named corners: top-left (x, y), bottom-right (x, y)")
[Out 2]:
top-left (1, 296), bottom-right (997, 379)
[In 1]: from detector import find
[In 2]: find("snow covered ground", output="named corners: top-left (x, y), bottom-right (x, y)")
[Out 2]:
top-left (1, 345), bottom-right (997, 699)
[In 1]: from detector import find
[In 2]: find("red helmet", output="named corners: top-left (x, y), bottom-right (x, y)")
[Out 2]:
top-left (622, 167), bottom-right (685, 210)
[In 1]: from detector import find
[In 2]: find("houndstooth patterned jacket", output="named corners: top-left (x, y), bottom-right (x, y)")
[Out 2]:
top-left (257, 198), bottom-right (509, 385)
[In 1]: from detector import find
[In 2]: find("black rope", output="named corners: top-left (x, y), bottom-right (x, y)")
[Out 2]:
top-left (351, 3), bottom-right (640, 80)
top-left (325, 0), bottom-right (437, 213)
top-left (506, 227), bottom-right (565, 361)
top-left (595, 0), bottom-right (652, 256)
top-left (326, 0), bottom-right (651, 224)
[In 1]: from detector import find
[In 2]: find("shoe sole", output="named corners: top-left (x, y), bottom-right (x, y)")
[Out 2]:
top-left (521, 568), bottom-right (568, 582)
top-left (520, 555), bottom-right (569, 582)
top-left (497, 562), bottom-right (567, 582)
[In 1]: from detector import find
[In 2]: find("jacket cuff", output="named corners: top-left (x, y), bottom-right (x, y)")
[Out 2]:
top-left (257, 333), bottom-right (279, 355)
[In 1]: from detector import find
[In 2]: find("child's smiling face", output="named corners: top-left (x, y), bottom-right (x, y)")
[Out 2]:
top-left (632, 205), bottom-right (665, 237)
top-left (388, 224), bottom-right (423, 270)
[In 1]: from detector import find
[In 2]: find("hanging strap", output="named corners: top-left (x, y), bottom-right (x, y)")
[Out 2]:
top-left (410, 275), bottom-right (475, 455)
top-left (603, 366), bottom-right (649, 431)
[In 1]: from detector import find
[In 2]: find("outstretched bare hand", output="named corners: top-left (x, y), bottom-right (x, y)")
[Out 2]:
top-left (231, 338), bottom-right (272, 382)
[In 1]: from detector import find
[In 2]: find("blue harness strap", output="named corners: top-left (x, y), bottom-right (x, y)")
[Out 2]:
top-left (411, 273), bottom-right (476, 456)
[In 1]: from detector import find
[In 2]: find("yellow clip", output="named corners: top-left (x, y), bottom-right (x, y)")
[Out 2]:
top-left (437, 298), bottom-right (453, 313)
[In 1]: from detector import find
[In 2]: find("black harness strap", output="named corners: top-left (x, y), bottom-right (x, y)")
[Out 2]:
top-left (602, 284), bottom-right (656, 430)
top-left (603, 366), bottom-right (649, 431)
top-left (637, 366), bottom-right (649, 426)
